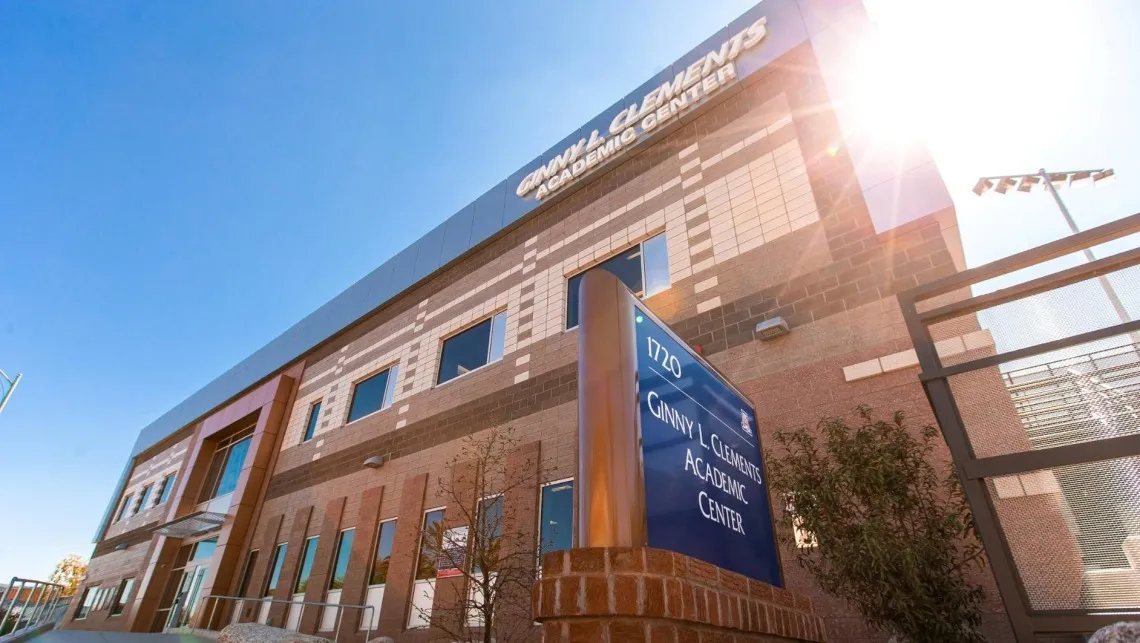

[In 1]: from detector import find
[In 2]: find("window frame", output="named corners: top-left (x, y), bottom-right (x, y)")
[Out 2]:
top-left (564, 232), bottom-right (670, 331)
top-left (414, 506), bottom-right (447, 581)
top-left (328, 528), bottom-right (355, 591)
top-left (236, 549), bottom-right (260, 598)
top-left (116, 494), bottom-right (134, 522)
top-left (293, 535), bottom-right (320, 594)
top-left (264, 542), bottom-right (289, 596)
top-left (367, 518), bottom-right (398, 588)
top-left (198, 425), bottom-right (255, 503)
top-left (74, 587), bottom-right (94, 620)
top-left (302, 400), bottom-right (322, 443)
top-left (156, 473), bottom-right (176, 506)
top-left (434, 311), bottom-right (508, 386)
top-left (133, 484), bottom-right (153, 516)
top-left (537, 478), bottom-right (576, 571)
top-left (345, 363), bottom-right (400, 425)
top-left (473, 494), bottom-right (504, 575)
top-left (110, 578), bottom-right (134, 617)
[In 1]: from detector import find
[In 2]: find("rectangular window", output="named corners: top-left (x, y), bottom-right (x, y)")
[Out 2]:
top-left (414, 509), bottom-right (446, 580)
top-left (133, 485), bottom-right (153, 515)
top-left (302, 401), bottom-right (322, 442)
top-left (347, 365), bottom-right (399, 423)
top-left (368, 520), bottom-right (397, 586)
top-left (436, 312), bottom-right (507, 385)
top-left (265, 543), bottom-right (288, 595)
top-left (74, 588), bottom-right (93, 620)
top-left (329, 529), bottom-right (354, 590)
top-left (538, 480), bottom-right (575, 560)
top-left (474, 496), bottom-right (503, 574)
top-left (566, 233), bottom-right (670, 329)
top-left (110, 578), bottom-right (134, 616)
top-left (237, 550), bottom-right (259, 597)
top-left (116, 494), bottom-right (134, 522)
top-left (157, 474), bottom-right (176, 505)
top-left (785, 499), bottom-right (817, 548)
top-left (294, 536), bottom-right (319, 594)
top-left (198, 426), bottom-right (255, 502)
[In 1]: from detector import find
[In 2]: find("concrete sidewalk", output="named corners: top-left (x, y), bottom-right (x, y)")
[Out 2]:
top-left (26, 631), bottom-right (213, 643)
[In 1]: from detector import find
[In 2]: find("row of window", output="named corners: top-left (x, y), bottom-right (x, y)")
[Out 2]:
top-left (74, 578), bottom-right (133, 620)
top-left (115, 423), bottom-right (260, 523)
top-left (243, 479), bottom-right (573, 630)
top-left (114, 473), bottom-right (176, 523)
top-left (301, 232), bottom-right (670, 445)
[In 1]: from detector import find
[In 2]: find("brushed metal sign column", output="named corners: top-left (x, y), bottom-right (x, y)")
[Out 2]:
top-left (577, 270), bottom-right (647, 548)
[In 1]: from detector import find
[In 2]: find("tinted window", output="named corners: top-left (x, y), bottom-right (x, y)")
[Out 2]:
top-left (437, 312), bottom-right (506, 385)
top-left (566, 245), bottom-right (645, 329)
top-left (303, 402), bottom-right (321, 442)
top-left (329, 529), bottom-right (354, 590)
top-left (157, 474), bottom-right (176, 505)
top-left (214, 436), bottom-right (251, 498)
top-left (134, 485), bottom-right (153, 514)
top-left (199, 427), bottom-right (255, 502)
top-left (192, 537), bottom-right (217, 561)
top-left (474, 496), bottom-right (503, 573)
top-left (266, 544), bottom-right (288, 594)
top-left (539, 481), bottom-right (574, 558)
top-left (348, 369), bottom-right (392, 423)
top-left (294, 536), bottom-right (319, 593)
top-left (110, 578), bottom-right (134, 616)
top-left (116, 495), bottom-right (133, 522)
top-left (414, 509), bottom-right (445, 580)
top-left (237, 550), bottom-right (259, 597)
top-left (368, 520), bottom-right (397, 586)
top-left (75, 588), bottom-right (95, 619)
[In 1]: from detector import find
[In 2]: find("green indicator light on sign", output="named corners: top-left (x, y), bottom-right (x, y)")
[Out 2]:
top-left (635, 314), bottom-right (644, 323)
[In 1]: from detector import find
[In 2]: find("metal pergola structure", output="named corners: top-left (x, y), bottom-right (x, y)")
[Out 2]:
top-left (899, 211), bottom-right (1140, 641)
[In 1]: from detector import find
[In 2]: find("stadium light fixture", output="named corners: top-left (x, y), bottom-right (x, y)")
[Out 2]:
top-left (974, 167), bottom-right (1131, 328)
top-left (0, 369), bottom-right (21, 417)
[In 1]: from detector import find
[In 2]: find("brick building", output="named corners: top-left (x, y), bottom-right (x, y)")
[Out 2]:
top-left (62, 1), bottom-right (1073, 641)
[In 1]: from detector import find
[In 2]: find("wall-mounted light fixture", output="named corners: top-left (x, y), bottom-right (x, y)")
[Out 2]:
top-left (362, 455), bottom-right (386, 469)
top-left (755, 316), bottom-right (790, 341)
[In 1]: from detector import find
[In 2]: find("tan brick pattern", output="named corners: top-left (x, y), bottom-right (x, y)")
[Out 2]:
top-left (105, 436), bottom-right (190, 540)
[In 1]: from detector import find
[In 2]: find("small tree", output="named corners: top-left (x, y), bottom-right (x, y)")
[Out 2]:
top-left (48, 554), bottom-right (87, 597)
top-left (412, 426), bottom-right (546, 643)
top-left (766, 406), bottom-right (987, 643)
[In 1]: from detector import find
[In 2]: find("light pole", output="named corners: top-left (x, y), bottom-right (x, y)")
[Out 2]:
top-left (973, 168), bottom-right (1132, 326)
top-left (0, 368), bottom-right (21, 416)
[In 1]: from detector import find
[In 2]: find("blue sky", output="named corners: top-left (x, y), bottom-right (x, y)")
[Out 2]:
top-left (1, 0), bottom-right (1138, 580)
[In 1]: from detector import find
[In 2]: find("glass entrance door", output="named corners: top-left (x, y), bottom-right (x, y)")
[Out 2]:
top-left (160, 537), bottom-right (217, 631)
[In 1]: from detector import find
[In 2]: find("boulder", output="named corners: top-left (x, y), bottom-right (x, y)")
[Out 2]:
top-left (1089, 622), bottom-right (1140, 643)
top-left (217, 623), bottom-right (332, 643)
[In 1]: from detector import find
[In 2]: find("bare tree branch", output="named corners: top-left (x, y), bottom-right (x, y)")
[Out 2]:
top-left (410, 426), bottom-right (551, 643)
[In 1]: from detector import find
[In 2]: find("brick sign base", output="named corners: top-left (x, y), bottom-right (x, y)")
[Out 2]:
top-left (534, 547), bottom-right (826, 642)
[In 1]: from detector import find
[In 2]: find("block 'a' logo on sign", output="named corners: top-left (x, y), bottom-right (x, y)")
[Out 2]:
top-left (741, 409), bottom-right (752, 436)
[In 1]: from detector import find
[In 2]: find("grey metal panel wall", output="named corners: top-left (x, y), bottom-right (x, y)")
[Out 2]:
top-left (125, 0), bottom-right (853, 463)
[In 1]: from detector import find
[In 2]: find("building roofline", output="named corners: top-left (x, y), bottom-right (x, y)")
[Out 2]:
top-left (126, 0), bottom-right (850, 460)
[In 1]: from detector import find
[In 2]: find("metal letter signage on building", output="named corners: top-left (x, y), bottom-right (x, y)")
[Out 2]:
top-left (516, 17), bottom-right (769, 202)
top-left (577, 270), bottom-right (782, 586)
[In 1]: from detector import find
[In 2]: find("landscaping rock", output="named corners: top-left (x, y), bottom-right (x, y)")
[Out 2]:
top-left (1090, 622), bottom-right (1140, 643)
top-left (217, 623), bottom-right (332, 643)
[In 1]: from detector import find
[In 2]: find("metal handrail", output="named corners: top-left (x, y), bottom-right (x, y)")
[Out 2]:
top-left (0, 577), bottom-right (66, 640)
top-left (199, 594), bottom-right (374, 643)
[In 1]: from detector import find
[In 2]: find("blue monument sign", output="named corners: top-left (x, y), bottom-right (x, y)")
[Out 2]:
top-left (634, 304), bottom-right (782, 586)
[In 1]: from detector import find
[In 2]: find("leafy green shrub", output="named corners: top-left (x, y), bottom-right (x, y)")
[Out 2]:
top-left (766, 406), bottom-right (987, 643)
